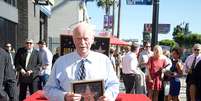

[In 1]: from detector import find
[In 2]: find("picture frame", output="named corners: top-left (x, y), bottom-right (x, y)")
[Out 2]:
top-left (72, 79), bottom-right (104, 101)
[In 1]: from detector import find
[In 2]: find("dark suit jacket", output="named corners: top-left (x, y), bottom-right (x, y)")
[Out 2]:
top-left (193, 60), bottom-right (201, 98)
top-left (0, 48), bottom-right (18, 101)
top-left (14, 47), bottom-right (42, 83)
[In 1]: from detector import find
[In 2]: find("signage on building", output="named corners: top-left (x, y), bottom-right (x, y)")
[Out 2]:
top-left (143, 32), bottom-right (151, 42)
top-left (32, 0), bottom-right (49, 5)
top-left (144, 23), bottom-right (171, 34)
top-left (103, 15), bottom-right (113, 29)
top-left (126, 0), bottom-right (152, 5)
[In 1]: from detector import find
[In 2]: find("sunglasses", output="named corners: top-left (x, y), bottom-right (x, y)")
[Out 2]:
top-left (194, 49), bottom-right (200, 51)
top-left (145, 46), bottom-right (151, 48)
top-left (26, 42), bottom-right (33, 44)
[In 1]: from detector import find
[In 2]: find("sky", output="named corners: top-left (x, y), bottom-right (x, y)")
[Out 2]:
top-left (86, 0), bottom-right (201, 42)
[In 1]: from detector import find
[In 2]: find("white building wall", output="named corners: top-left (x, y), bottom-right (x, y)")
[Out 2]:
top-left (28, 0), bottom-right (40, 43)
top-left (48, 0), bottom-right (82, 51)
top-left (48, 0), bottom-right (81, 38)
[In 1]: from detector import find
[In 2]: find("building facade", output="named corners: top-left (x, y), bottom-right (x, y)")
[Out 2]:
top-left (0, 0), bottom-right (18, 48)
top-left (0, 0), bottom-right (88, 52)
top-left (48, 0), bottom-right (88, 52)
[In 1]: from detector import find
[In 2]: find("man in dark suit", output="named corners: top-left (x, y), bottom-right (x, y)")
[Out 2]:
top-left (14, 39), bottom-right (42, 101)
top-left (0, 47), bottom-right (18, 101)
top-left (193, 58), bottom-right (201, 100)
top-left (4, 42), bottom-right (15, 71)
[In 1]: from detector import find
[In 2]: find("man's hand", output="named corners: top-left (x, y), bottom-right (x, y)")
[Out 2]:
top-left (64, 92), bottom-right (82, 101)
top-left (26, 70), bottom-right (33, 76)
top-left (20, 69), bottom-right (26, 76)
top-left (97, 96), bottom-right (109, 101)
top-left (42, 64), bottom-right (48, 69)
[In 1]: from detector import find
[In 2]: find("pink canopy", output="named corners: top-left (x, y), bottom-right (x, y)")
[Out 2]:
top-left (110, 37), bottom-right (129, 46)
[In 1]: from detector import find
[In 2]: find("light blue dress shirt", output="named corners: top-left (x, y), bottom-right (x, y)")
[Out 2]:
top-left (44, 51), bottom-right (119, 101)
top-left (38, 47), bottom-right (53, 75)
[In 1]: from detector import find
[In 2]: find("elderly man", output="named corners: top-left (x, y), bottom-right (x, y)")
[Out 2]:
top-left (44, 22), bottom-right (119, 101)
top-left (184, 43), bottom-right (201, 101)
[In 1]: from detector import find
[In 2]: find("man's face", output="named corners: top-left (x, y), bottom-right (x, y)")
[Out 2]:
top-left (5, 44), bottom-right (12, 52)
top-left (25, 42), bottom-right (33, 50)
top-left (193, 46), bottom-right (201, 55)
top-left (144, 43), bottom-right (151, 51)
top-left (73, 31), bottom-right (94, 57)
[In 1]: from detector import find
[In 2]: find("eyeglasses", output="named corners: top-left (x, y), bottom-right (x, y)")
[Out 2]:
top-left (26, 42), bottom-right (32, 44)
top-left (5, 46), bottom-right (11, 47)
top-left (194, 49), bottom-right (200, 51)
top-left (145, 46), bottom-right (151, 48)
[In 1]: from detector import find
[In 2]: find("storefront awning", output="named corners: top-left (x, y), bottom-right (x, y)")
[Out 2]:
top-left (40, 5), bottom-right (51, 16)
top-left (110, 37), bottom-right (129, 46)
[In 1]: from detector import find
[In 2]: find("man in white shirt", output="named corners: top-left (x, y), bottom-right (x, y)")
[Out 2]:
top-left (44, 22), bottom-right (119, 101)
top-left (138, 42), bottom-right (153, 73)
top-left (122, 44), bottom-right (146, 94)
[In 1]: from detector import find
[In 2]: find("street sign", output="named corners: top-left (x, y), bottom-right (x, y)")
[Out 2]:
top-left (126, 0), bottom-right (152, 5)
top-left (144, 23), bottom-right (171, 34)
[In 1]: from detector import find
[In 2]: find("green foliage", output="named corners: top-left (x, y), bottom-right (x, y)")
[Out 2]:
top-left (172, 25), bottom-right (183, 37)
top-left (172, 24), bottom-right (201, 47)
top-left (159, 39), bottom-right (176, 48)
top-left (186, 33), bottom-right (201, 47)
top-left (174, 33), bottom-right (185, 47)
top-left (96, 0), bottom-right (114, 15)
top-left (96, 0), bottom-right (114, 7)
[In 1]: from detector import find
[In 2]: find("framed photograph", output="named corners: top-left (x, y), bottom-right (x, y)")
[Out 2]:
top-left (72, 79), bottom-right (104, 101)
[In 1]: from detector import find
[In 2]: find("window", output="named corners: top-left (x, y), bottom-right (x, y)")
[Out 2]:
top-left (4, 0), bottom-right (17, 7)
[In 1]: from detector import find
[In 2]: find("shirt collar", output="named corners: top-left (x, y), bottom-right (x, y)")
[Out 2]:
top-left (75, 51), bottom-right (93, 64)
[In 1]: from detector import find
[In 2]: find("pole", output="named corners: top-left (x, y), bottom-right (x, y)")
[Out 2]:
top-left (117, 0), bottom-right (121, 38)
top-left (151, 0), bottom-right (159, 48)
top-left (112, 0), bottom-right (115, 36)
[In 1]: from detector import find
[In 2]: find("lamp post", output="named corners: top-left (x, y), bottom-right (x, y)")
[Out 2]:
top-left (117, 0), bottom-right (121, 38)
top-left (151, 0), bottom-right (159, 48)
top-left (111, 0), bottom-right (116, 36)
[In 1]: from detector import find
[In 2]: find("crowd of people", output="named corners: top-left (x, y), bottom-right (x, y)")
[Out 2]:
top-left (110, 41), bottom-right (201, 101)
top-left (0, 39), bottom-right (56, 101)
top-left (0, 22), bottom-right (201, 101)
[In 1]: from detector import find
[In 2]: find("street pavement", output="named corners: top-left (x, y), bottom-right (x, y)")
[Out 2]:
top-left (119, 76), bottom-right (187, 101)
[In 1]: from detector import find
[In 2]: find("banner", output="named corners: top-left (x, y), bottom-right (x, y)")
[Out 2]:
top-left (104, 15), bottom-right (113, 29)
top-left (144, 23), bottom-right (171, 34)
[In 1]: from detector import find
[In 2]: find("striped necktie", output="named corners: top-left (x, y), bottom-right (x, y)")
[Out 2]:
top-left (77, 59), bottom-right (86, 80)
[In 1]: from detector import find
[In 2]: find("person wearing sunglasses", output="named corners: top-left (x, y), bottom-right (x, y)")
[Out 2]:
top-left (15, 39), bottom-right (42, 101)
top-left (184, 43), bottom-right (201, 101)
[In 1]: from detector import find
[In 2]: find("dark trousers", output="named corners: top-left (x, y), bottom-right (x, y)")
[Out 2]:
top-left (38, 74), bottom-right (49, 90)
top-left (19, 77), bottom-right (39, 101)
top-left (122, 74), bottom-right (135, 93)
top-left (123, 74), bottom-right (145, 94)
top-left (4, 80), bottom-right (19, 101)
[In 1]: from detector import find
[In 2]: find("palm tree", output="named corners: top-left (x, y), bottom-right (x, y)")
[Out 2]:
top-left (96, 0), bottom-right (114, 16)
